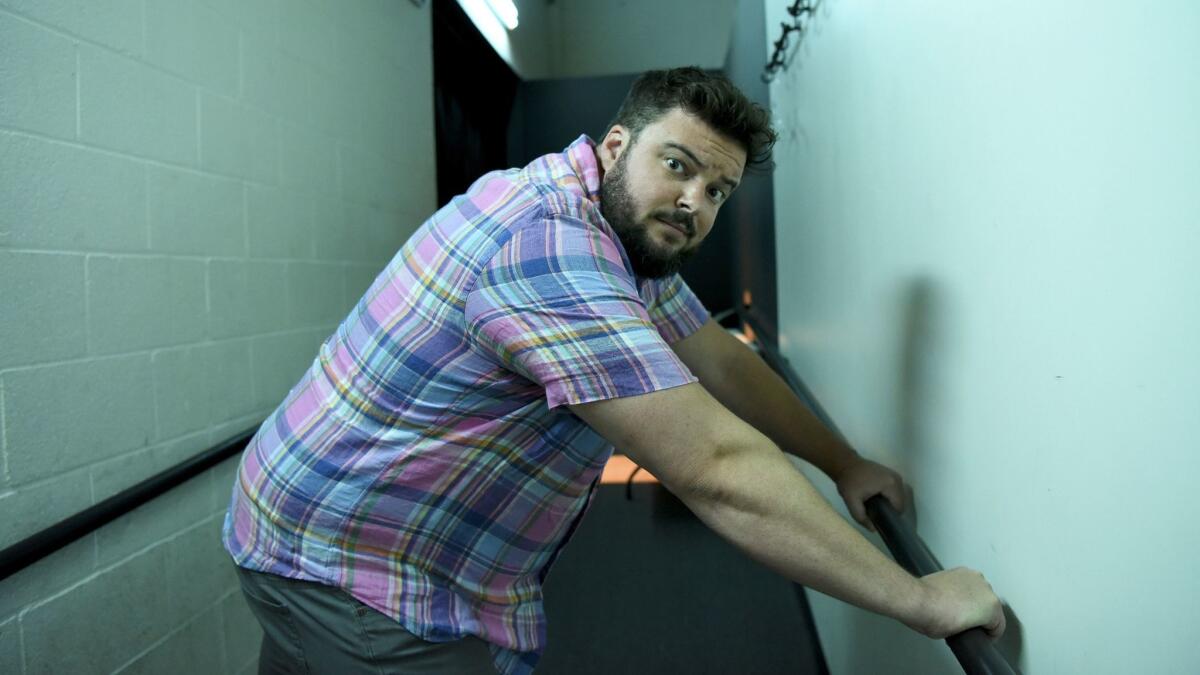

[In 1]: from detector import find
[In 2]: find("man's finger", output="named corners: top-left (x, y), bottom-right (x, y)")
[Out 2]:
top-left (847, 498), bottom-right (874, 532)
top-left (882, 480), bottom-right (906, 513)
top-left (989, 604), bottom-right (1007, 640)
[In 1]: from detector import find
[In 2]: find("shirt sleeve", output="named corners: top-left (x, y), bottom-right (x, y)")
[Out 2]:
top-left (637, 273), bottom-right (711, 344)
top-left (464, 211), bottom-right (698, 409)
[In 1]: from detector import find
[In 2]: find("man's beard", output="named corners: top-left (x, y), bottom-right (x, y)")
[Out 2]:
top-left (599, 152), bottom-right (698, 279)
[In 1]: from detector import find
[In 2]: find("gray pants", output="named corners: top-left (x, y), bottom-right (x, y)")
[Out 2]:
top-left (235, 566), bottom-right (499, 674)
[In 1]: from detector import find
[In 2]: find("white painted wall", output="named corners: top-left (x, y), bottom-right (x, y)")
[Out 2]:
top-left (463, 0), bottom-right (737, 79)
top-left (767, 1), bottom-right (1200, 673)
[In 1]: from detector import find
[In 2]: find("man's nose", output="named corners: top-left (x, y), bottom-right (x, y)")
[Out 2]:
top-left (676, 182), bottom-right (702, 212)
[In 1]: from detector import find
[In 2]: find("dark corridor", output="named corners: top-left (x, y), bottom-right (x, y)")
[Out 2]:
top-left (538, 481), bottom-right (829, 674)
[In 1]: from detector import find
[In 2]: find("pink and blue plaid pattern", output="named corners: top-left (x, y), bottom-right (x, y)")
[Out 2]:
top-left (222, 136), bottom-right (708, 674)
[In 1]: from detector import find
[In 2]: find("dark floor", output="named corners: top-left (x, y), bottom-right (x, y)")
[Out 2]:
top-left (537, 481), bottom-right (829, 674)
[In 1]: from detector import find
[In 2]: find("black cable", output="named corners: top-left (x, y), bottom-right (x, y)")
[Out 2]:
top-left (625, 465), bottom-right (643, 500)
top-left (763, 0), bottom-right (817, 83)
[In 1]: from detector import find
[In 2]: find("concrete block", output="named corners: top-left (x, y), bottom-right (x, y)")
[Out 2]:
top-left (241, 42), bottom-right (309, 125)
top-left (0, 11), bottom-right (76, 138)
top-left (21, 547), bottom-right (169, 675)
top-left (207, 513), bottom-right (238, 587)
top-left (0, 251), bottom-right (87, 369)
top-left (113, 604), bottom-right (223, 675)
top-left (0, 131), bottom-right (148, 251)
top-left (339, 144), bottom-right (406, 212)
top-left (278, 0), bottom-right (335, 70)
top-left (0, 615), bottom-right (21, 675)
top-left (250, 331), bottom-right (319, 410)
top-left (287, 261), bottom-right (345, 326)
top-left (199, 91), bottom-right (278, 183)
top-left (346, 201), bottom-right (410, 265)
top-left (361, 204), bottom-right (411, 265)
top-left (311, 190), bottom-right (359, 262)
top-left (0, 467), bottom-right (91, 549)
top-left (357, 83), bottom-right (411, 163)
top-left (344, 263), bottom-right (381, 312)
top-left (209, 453), bottom-right (243, 519)
top-left (208, 259), bottom-right (289, 339)
top-left (145, 0), bottom-right (238, 97)
top-left (199, 340), bottom-right (258, 426)
top-left (395, 145), bottom-right (437, 220)
top-left (210, 418), bottom-right (260, 448)
top-left (87, 255), bottom-right (207, 355)
top-left (279, 122), bottom-right (336, 193)
top-left (92, 435), bottom-right (215, 568)
top-left (333, 5), bottom-right (419, 80)
top-left (0, 533), bottom-right (94, 619)
top-left (394, 4), bottom-right (432, 74)
top-left (153, 341), bottom-right (255, 440)
top-left (153, 347), bottom-right (212, 438)
top-left (307, 68), bottom-right (359, 140)
top-left (206, 259), bottom-right (250, 339)
top-left (0, 0), bottom-right (143, 56)
top-left (244, 261), bottom-right (289, 334)
top-left (247, 183), bottom-right (313, 259)
top-left (162, 516), bottom-right (233, 624)
top-left (90, 430), bottom-right (209, 502)
top-left (220, 590), bottom-right (263, 671)
top-left (4, 354), bottom-right (154, 484)
top-left (148, 165), bottom-right (244, 256)
top-left (78, 43), bottom-right (198, 165)
top-left (227, 0), bottom-right (279, 56)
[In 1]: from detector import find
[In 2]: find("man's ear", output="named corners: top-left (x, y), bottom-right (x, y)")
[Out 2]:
top-left (598, 125), bottom-right (630, 172)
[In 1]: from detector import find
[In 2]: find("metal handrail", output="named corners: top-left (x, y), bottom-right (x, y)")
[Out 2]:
top-left (743, 311), bottom-right (1020, 675)
top-left (0, 426), bottom-right (258, 582)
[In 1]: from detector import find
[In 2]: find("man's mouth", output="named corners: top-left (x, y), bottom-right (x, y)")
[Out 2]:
top-left (655, 217), bottom-right (689, 237)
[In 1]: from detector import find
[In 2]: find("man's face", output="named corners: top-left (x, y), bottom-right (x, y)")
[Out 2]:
top-left (598, 108), bottom-right (746, 279)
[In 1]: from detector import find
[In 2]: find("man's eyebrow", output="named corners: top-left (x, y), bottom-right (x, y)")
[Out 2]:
top-left (663, 141), bottom-right (739, 191)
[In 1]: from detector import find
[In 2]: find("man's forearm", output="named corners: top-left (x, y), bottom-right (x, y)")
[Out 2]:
top-left (698, 328), bottom-right (861, 480)
top-left (679, 433), bottom-right (929, 630)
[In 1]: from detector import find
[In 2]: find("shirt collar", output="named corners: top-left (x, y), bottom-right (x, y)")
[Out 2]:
top-left (563, 134), bottom-right (603, 204)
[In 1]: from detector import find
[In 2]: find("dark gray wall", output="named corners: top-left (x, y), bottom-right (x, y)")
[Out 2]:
top-left (715, 0), bottom-right (782, 341)
top-left (722, 0), bottom-right (778, 342)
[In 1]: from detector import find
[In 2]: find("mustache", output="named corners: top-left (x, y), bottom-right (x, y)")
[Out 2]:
top-left (653, 209), bottom-right (695, 236)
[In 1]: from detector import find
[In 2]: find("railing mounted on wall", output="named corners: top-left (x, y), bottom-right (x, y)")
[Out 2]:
top-left (3, 315), bottom-right (1019, 674)
top-left (742, 310), bottom-right (1020, 675)
top-left (0, 427), bottom-right (258, 582)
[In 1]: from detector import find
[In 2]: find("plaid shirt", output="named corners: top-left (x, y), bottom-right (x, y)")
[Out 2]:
top-left (223, 135), bottom-right (709, 674)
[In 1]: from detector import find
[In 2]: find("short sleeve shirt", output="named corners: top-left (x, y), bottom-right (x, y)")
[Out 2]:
top-left (222, 135), bottom-right (710, 675)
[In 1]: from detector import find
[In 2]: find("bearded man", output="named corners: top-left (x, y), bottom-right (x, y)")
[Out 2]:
top-left (223, 67), bottom-right (1004, 675)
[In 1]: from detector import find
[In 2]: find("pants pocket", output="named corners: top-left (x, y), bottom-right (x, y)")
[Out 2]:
top-left (236, 568), bottom-right (311, 674)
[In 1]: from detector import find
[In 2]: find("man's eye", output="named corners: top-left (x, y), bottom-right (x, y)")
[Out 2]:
top-left (710, 188), bottom-right (726, 202)
top-left (666, 158), bottom-right (683, 172)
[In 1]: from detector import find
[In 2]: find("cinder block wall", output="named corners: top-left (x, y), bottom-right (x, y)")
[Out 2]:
top-left (0, 1), bottom-right (435, 672)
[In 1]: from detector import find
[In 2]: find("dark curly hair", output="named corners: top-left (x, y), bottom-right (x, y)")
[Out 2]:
top-left (605, 67), bottom-right (777, 173)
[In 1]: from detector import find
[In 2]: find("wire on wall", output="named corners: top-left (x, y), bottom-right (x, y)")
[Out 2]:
top-left (762, 0), bottom-right (817, 83)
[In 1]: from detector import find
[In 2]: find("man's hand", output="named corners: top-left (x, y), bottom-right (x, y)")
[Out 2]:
top-left (834, 458), bottom-right (908, 532)
top-left (912, 567), bottom-right (1007, 640)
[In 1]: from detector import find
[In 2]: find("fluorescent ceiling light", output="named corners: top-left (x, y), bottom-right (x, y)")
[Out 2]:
top-left (483, 0), bottom-right (518, 30)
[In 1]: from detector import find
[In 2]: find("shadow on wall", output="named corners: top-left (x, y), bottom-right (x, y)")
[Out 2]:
top-left (850, 277), bottom-right (1028, 673)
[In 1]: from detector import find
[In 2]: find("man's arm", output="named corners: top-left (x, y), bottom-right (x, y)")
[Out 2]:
top-left (670, 318), bottom-right (907, 529)
top-left (670, 318), bottom-right (858, 477)
top-left (569, 384), bottom-right (1004, 639)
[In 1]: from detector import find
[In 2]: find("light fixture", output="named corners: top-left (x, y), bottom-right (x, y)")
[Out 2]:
top-left (483, 0), bottom-right (518, 30)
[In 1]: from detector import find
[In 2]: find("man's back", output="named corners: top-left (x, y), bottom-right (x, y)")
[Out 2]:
top-left (222, 135), bottom-right (709, 674)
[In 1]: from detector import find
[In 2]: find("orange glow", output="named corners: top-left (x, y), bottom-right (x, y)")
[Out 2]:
top-left (600, 454), bottom-right (659, 484)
